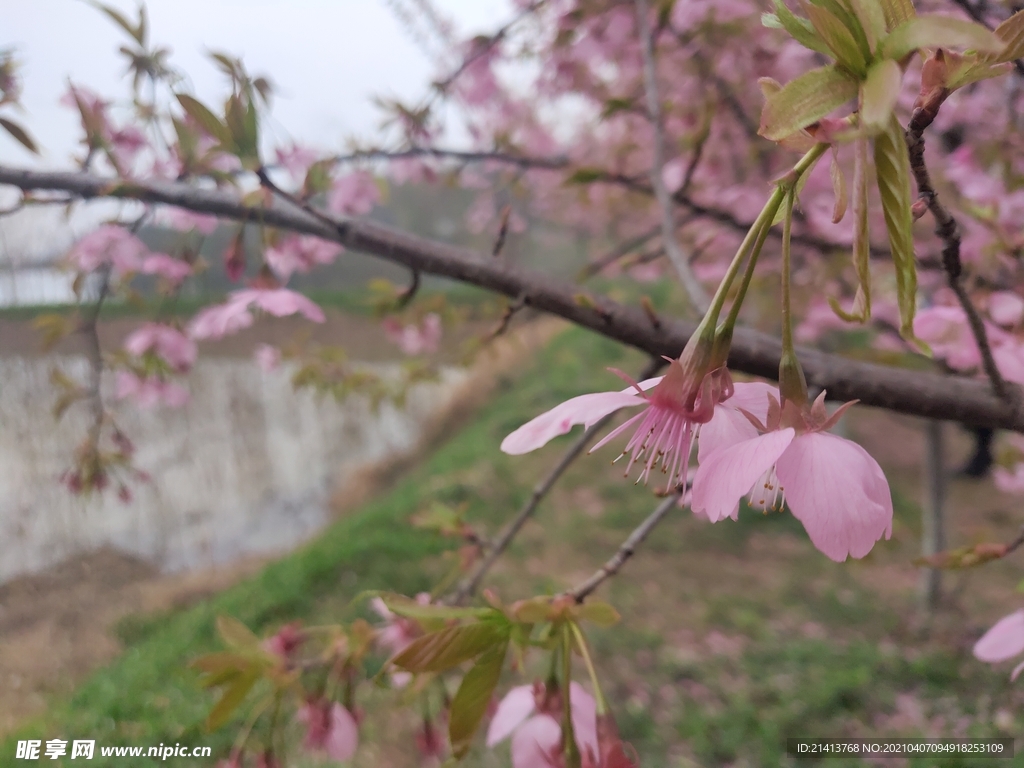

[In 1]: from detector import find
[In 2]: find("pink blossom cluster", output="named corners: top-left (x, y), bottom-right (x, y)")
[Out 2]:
top-left (188, 289), bottom-right (325, 340)
top-left (265, 235), bottom-right (342, 281)
top-left (382, 313), bottom-right (442, 356)
top-left (503, 364), bottom-right (892, 563)
top-left (67, 225), bottom-right (193, 286)
top-left (60, 85), bottom-right (150, 176)
top-left (115, 323), bottom-right (197, 409)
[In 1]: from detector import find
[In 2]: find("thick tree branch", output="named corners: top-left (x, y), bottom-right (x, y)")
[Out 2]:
top-left (1, 164), bottom-right (1023, 431)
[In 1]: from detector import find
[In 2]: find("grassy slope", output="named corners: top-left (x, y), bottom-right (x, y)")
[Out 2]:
top-left (4, 326), bottom-right (1023, 767)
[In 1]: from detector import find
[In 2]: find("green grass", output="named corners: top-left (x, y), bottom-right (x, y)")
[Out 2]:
top-left (5, 325), bottom-right (1024, 767)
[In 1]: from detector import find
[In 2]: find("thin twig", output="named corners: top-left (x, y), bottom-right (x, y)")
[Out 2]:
top-left (449, 357), bottom-right (664, 603)
top-left (569, 491), bottom-right (682, 603)
top-left (634, 0), bottom-right (709, 313)
top-left (905, 110), bottom-right (1019, 406)
top-left (432, 0), bottom-right (547, 93)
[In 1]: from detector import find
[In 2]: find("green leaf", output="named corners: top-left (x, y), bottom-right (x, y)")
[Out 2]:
top-left (176, 94), bottom-right (232, 147)
top-left (946, 57), bottom-right (1013, 90)
top-left (804, 2), bottom-right (869, 73)
top-left (990, 9), bottom-right (1024, 63)
top-left (873, 114), bottom-right (919, 343)
top-left (216, 616), bottom-right (261, 650)
top-left (878, 0), bottom-right (915, 32)
top-left (0, 117), bottom-right (39, 154)
top-left (206, 670), bottom-right (258, 731)
top-left (829, 149), bottom-right (847, 224)
top-left (574, 600), bottom-right (621, 627)
top-left (848, 0), bottom-right (887, 51)
top-left (881, 15), bottom-right (1006, 61)
top-left (378, 593), bottom-right (493, 623)
top-left (860, 59), bottom-right (903, 130)
top-left (191, 651), bottom-right (252, 677)
top-left (766, 0), bottom-right (832, 56)
top-left (759, 65), bottom-right (858, 141)
top-left (830, 136), bottom-right (871, 322)
top-left (392, 621), bottom-right (509, 673)
top-left (224, 94), bottom-right (258, 165)
top-left (89, 2), bottom-right (143, 45)
top-left (449, 644), bottom-right (507, 759)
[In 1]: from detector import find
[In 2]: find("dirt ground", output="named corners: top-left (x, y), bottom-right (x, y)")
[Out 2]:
top-left (0, 315), bottom-right (561, 737)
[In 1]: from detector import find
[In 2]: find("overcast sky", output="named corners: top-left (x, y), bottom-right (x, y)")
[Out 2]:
top-left (1, 0), bottom-right (513, 167)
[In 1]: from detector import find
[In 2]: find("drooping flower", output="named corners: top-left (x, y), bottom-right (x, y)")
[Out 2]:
top-left (67, 225), bottom-right (147, 278)
top-left (158, 206), bottom-right (220, 235)
top-left (327, 171), bottom-right (379, 216)
top-left (502, 354), bottom-right (774, 494)
top-left (124, 323), bottom-right (196, 372)
top-left (382, 313), bottom-right (442, 356)
top-left (371, 593), bottom-right (431, 687)
top-left (265, 234), bottom-right (342, 281)
top-left (140, 253), bottom-right (193, 286)
top-left (262, 623), bottom-right (304, 661)
top-left (691, 391), bottom-right (893, 562)
top-left (486, 681), bottom-right (599, 768)
top-left (973, 609), bottom-right (1024, 681)
top-left (296, 699), bottom-right (359, 763)
top-left (114, 371), bottom-right (190, 408)
top-left (188, 289), bottom-right (325, 340)
top-left (254, 344), bottom-right (281, 373)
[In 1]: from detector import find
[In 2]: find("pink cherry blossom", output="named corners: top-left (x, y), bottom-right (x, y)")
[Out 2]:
top-left (124, 323), bottom-right (197, 372)
top-left (327, 171), bottom-right (380, 216)
top-left (974, 609), bottom-right (1024, 681)
top-left (691, 392), bottom-right (893, 562)
top-left (371, 593), bottom-right (430, 657)
top-left (265, 235), bottom-right (342, 281)
top-left (108, 125), bottom-right (148, 172)
top-left (989, 291), bottom-right (1024, 328)
top-left (502, 362), bottom-right (771, 493)
top-left (159, 207), bottom-right (220, 235)
top-left (67, 225), bottom-right (146, 278)
top-left (254, 344), bottom-right (281, 373)
top-left (486, 681), bottom-right (599, 768)
top-left (274, 143), bottom-right (319, 182)
top-left (189, 289), bottom-right (325, 340)
top-left (115, 371), bottom-right (190, 409)
top-left (188, 300), bottom-right (255, 340)
top-left (382, 313), bottom-right (442, 356)
top-left (262, 623), bottom-right (303, 661)
top-left (297, 700), bottom-right (359, 763)
top-left (140, 253), bottom-right (193, 285)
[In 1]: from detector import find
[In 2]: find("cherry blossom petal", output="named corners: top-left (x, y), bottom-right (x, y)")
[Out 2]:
top-left (726, 381), bottom-right (777, 422)
top-left (989, 291), bottom-right (1024, 327)
top-left (323, 703), bottom-right (359, 762)
top-left (1012, 660), bottom-right (1024, 681)
top-left (691, 429), bottom-right (796, 522)
top-left (510, 715), bottom-right (561, 768)
top-left (697, 404), bottom-right (759, 463)
top-left (244, 289), bottom-right (326, 323)
top-left (500, 390), bottom-right (647, 455)
top-left (188, 301), bottom-right (255, 340)
top-left (568, 681), bottom-right (599, 759)
top-left (775, 432), bottom-right (892, 561)
top-left (974, 609), bottom-right (1024, 663)
top-left (486, 685), bottom-right (536, 746)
